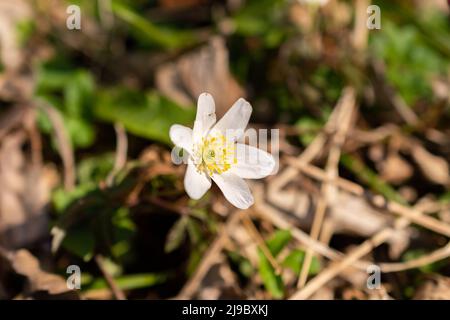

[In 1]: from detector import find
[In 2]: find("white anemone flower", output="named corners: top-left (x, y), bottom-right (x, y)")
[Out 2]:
top-left (170, 93), bottom-right (275, 209)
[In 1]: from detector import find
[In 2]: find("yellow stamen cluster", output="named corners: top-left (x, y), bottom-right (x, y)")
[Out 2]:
top-left (194, 131), bottom-right (237, 176)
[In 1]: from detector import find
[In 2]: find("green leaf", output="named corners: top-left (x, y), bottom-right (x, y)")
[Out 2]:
top-left (94, 88), bottom-right (195, 145)
top-left (35, 66), bottom-right (96, 149)
top-left (35, 67), bottom-right (73, 92)
top-left (62, 227), bottom-right (95, 261)
top-left (234, 0), bottom-right (284, 35)
top-left (266, 229), bottom-right (292, 257)
top-left (282, 249), bottom-right (321, 276)
top-left (340, 154), bottom-right (406, 204)
top-left (227, 251), bottom-right (254, 278)
top-left (165, 216), bottom-right (188, 253)
top-left (111, 207), bottom-right (136, 259)
top-left (186, 218), bottom-right (203, 245)
top-left (257, 229), bottom-right (291, 299)
top-left (64, 70), bottom-right (95, 118)
top-left (258, 249), bottom-right (284, 299)
top-left (86, 273), bottom-right (168, 291)
top-left (111, 1), bottom-right (196, 49)
top-left (77, 153), bottom-right (115, 185)
top-left (187, 242), bottom-right (208, 275)
top-left (296, 118), bottom-right (323, 146)
top-left (16, 19), bottom-right (35, 46)
top-left (370, 19), bottom-right (448, 105)
top-left (65, 116), bottom-right (95, 148)
top-left (440, 191), bottom-right (450, 204)
top-left (52, 184), bottom-right (97, 214)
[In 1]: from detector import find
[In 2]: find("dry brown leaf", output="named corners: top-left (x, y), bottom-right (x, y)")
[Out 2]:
top-left (0, 75), bottom-right (34, 102)
top-left (322, 0), bottom-right (352, 29)
top-left (265, 170), bottom-right (411, 258)
top-left (398, 186), bottom-right (417, 203)
top-left (0, 130), bottom-right (50, 249)
top-left (0, 106), bottom-right (27, 139)
top-left (156, 36), bottom-right (245, 117)
top-left (439, 209), bottom-right (450, 224)
top-left (379, 153), bottom-right (413, 185)
top-left (331, 192), bottom-right (411, 259)
top-left (0, 0), bottom-right (31, 71)
top-left (268, 174), bottom-right (383, 237)
top-left (431, 77), bottom-right (450, 101)
top-left (139, 145), bottom-right (183, 179)
top-left (411, 143), bottom-right (449, 186)
top-left (309, 286), bottom-right (335, 300)
top-left (342, 287), bottom-right (367, 300)
top-left (368, 143), bottom-right (385, 163)
top-left (414, 275), bottom-right (450, 300)
top-left (289, 2), bottom-right (314, 31)
top-left (9, 249), bottom-right (70, 295)
top-left (229, 224), bottom-right (259, 267)
top-left (196, 258), bottom-right (243, 299)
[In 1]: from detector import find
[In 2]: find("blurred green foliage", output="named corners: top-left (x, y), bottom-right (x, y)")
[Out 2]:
top-left (371, 2), bottom-right (450, 106)
top-left (233, 0), bottom-right (288, 48)
top-left (257, 229), bottom-right (291, 299)
top-left (371, 20), bottom-right (448, 105)
top-left (95, 88), bottom-right (195, 145)
top-left (111, 1), bottom-right (197, 49)
top-left (282, 249), bottom-right (320, 276)
top-left (36, 65), bottom-right (96, 149)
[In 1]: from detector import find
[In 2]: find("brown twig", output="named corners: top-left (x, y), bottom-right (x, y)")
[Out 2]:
top-left (286, 158), bottom-right (450, 237)
top-left (298, 87), bottom-right (356, 288)
top-left (255, 183), bottom-right (450, 274)
top-left (242, 214), bottom-right (282, 274)
top-left (106, 123), bottom-right (128, 186)
top-left (148, 196), bottom-right (189, 215)
top-left (37, 100), bottom-right (75, 191)
top-left (291, 204), bottom-right (436, 299)
top-left (290, 227), bottom-right (394, 300)
top-left (94, 254), bottom-right (126, 300)
top-left (289, 176), bottom-right (450, 300)
top-left (391, 91), bottom-right (420, 126)
top-left (380, 241), bottom-right (450, 273)
top-left (26, 109), bottom-right (43, 167)
top-left (352, 0), bottom-right (370, 51)
top-left (175, 210), bottom-right (244, 299)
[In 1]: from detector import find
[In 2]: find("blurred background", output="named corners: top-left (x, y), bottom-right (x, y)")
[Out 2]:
top-left (0, 0), bottom-right (449, 300)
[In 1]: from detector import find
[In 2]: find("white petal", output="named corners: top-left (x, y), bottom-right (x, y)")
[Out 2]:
top-left (213, 98), bottom-right (252, 141)
top-left (211, 172), bottom-right (254, 209)
top-left (184, 161), bottom-right (211, 200)
top-left (170, 124), bottom-right (193, 153)
top-left (193, 93), bottom-right (216, 141)
top-left (230, 144), bottom-right (275, 179)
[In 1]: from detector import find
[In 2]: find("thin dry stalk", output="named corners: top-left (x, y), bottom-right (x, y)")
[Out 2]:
top-left (352, 0), bottom-right (370, 51)
top-left (290, 227), bottom-right (394, 300)
top-left (176, 210), bottom-right (244, 299)
top-left (298, 88), bottom-right (356, 288)
top-left (95, 254), bottom-right (126, 300)
top-left (286, 158), bottom-right (450, 237)
top-left (380, 241), bottom-right (450, 273)
top-left (255, 184), bottom-right (450, 274)
top-left (106, 123), bottom-right (128, 186)
top-left (37, 100), bottom-right (75, 191)
top-left (242, 213), bottom-right (282, 274)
